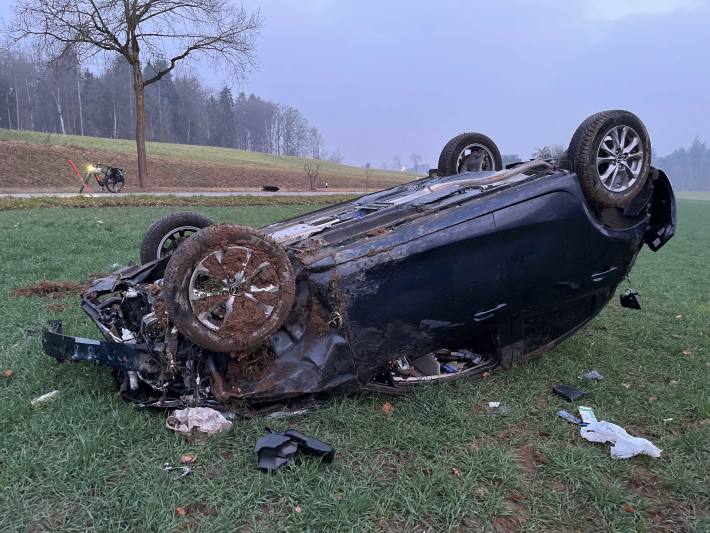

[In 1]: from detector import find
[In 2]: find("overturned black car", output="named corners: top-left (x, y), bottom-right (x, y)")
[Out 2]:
top-left (43, 110), bottom-right (676, 409)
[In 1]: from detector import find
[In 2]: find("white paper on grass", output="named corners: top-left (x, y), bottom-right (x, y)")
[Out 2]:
top-left (580, 421), bottom-right (661, 459)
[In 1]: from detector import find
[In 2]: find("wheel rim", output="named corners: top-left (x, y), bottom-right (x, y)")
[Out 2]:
top-left (188, 245), bottom-right (283, 335)
top-left (596, 125), bottom-right (644, 192)
top-left (157, 226), bottom-right (202, 260)
top-left (456, 143), bottom-right (496, 173)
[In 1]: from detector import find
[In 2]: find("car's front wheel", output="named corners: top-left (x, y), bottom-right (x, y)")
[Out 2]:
top-left (437, 132), bottom-right (503, 176)
top-left (162, 225), bottom-right (295, 353)
top-left (567, 110), bottom-right (651, 208)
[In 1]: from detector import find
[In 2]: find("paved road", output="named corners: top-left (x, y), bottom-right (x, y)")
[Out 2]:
top-left (0, 190), bottom-right (364, 199)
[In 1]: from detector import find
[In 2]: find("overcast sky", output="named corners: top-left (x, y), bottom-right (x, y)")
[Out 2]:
top-left (3, 0), bottom-right (709, 167)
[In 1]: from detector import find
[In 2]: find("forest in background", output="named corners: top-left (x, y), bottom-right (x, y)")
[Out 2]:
top-left (0, 50), bottom-right (333, 161)
top-left (1, 50), bottom-right (709, 189)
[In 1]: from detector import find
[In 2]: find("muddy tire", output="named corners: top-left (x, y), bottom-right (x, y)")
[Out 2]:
top-left (139, 211), bottom-right (214, 264)
top-left (567, 110), bottom-right (651, 208)
top-left (438, 133), bottom-right (503, 176)
top-left (162, 224), bottom-right (295, 353)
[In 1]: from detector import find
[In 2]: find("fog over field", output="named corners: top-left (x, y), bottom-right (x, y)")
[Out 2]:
top-left (2, 0), bottom-right (708, 169)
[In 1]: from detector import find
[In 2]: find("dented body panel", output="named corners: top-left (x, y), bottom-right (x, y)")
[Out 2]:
top-left (43, 165), bottom-right (676, 408)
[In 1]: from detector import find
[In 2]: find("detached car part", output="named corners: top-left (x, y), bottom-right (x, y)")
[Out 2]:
top-left (42, 110), bottom-right (676, 409)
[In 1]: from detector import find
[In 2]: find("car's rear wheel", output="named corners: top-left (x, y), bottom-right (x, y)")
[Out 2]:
top-left (567, 110), bottom-right (651, 208)
top-left (162, 225), bottom-right (295, 353)
top-left (139, 211), bottom-right (214, 264)
top-left (438, 132), bottom-right (503, 176)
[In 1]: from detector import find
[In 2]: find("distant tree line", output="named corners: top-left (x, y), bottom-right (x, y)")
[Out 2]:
top-left (0, 51), bottom-right (330, 159)
top-left (654, 138), bottom-right (710, 191)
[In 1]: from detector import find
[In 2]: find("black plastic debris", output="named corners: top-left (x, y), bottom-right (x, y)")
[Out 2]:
top-left (255, 428), bottom-right (334, 473)
top-left (262, 185), bottom-right (280, 192)
top-left (620, 288), bottom-right (641, 309)
top-left (553, 384), bottom-right (593, 402)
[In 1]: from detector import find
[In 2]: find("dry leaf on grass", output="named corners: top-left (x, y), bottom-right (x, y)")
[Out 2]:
top-left (451, 467), bottom-right (462, 477)
top-left (175, 507), bottom-right (187, 517)
top-left (622, 503), bottom-right (636, 513)
top-left (2, 369), bottom-right (14, 378)
top-left (682, 349), bottom-right (693, 357)
top-left (180, 453), bottom-right (197, 464)
top-left (382, 402), bottom-right (394, 417)
top-left (482, 371), bottom-right (491, 381)
top-left (294, 505), bottom-right (302, 513)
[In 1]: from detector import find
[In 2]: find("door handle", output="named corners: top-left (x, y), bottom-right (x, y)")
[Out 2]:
top-left (591, 266), bottom-right (617, 282)
top-left (474, 303), bottom-right (507, 322)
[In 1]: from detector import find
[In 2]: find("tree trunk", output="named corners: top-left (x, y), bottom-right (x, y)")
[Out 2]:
top-left (14, 73), bottom-right (20, 130)
top-left (76, 70), bottom-right (84, 136)
top-left (132, 62), bottom-right (148, 188)
top-left (51, 87), bottom-right (66, 135)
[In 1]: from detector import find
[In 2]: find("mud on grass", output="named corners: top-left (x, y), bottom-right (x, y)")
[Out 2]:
top-left (0, 200), bottom-right (709, 531)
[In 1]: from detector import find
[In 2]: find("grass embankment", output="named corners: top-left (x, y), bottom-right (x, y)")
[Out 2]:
top-left (0, 201), bottom-right (708, 531)
top-left (0, 129), bottom-right (413, 192)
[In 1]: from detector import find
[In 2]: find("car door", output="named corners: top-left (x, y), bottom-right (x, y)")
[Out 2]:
top-left (334, 211), bottom-right (507, 379)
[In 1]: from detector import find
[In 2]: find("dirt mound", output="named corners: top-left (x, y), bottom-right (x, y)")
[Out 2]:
top-left (12, 280), bottom-right (88, 299)
top-left (0, 140), bottom-right (399, 191)
top-left (11, 272), bottom-right (109, 299)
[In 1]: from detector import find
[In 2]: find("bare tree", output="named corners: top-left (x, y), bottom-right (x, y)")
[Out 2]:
top-left (392, 155), bottom-right (402, 171)
top-left (364, 162), bottom-right (373, 191)
top-left (327, 149), bottom-right (343, 163)
top-left (531, 144), bottom-right (566, 161)
top-left (304, 162), bottom-right (320, 191)
top-left (11, 0), bottom-right (261, 188)
top-left (410, 153), bottom-right (422, 173)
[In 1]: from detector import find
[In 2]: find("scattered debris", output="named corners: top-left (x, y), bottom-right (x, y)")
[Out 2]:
top-left (581, 370), bottom-right (603, 381)
top-left (294, 505), bottom-right (302, 513)
top-left (557, 410), bottom-right (585, 426)
top-left (255, 428), bottom-right (335, 473)
top-left (3, 368), bottom-right (14, 379)
top-left (578, 406), bottom-right (598, 424)
top-left (581, 421), bottom-right (662, 459)
top-left (675, 314), bottom-right (683, 320)
top-left (451, 467), bottom-right (462, 477)
top-left (180, 453), bottom-right (197, 464)
top-left (265, 408), bottom-right (312, 420)
top-left (31, 390), bottom-right (59, 406)
top-left (682, 349), bottom-right (693, 357)
top-left (620, 288), bottom-right (641, 309)
top-left (488, 401), bottom-right (501, 408)
top-left (622, 503), bottom-right (636, 513)
top-left (382, 402), bottom-right (394, 417)
top-left (175, 503), bottom-right (218, 517)
top-left (553, 384), bottom-right (593, 402)
top-left (622, 383), bottom-right (632, 389)
top-left (166, 407), bottom-right (233, 441)
top-left (163, 462), bottom-right (191, 480)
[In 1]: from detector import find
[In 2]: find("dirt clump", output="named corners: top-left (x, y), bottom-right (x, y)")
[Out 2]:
top-left (12, 280), bottom-right (88, 299)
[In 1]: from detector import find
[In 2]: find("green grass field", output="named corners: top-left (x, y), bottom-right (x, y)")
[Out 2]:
top-left (0, 200), bottom-right (708, 531)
